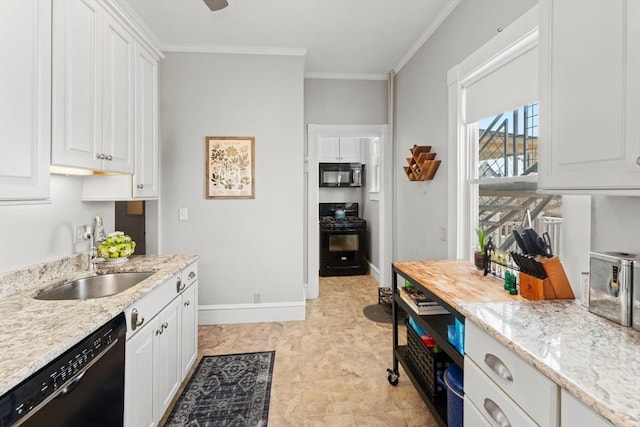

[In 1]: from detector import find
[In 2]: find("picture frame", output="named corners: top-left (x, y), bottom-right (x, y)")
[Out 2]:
top-left (206, 136), bottom-right (255, 199)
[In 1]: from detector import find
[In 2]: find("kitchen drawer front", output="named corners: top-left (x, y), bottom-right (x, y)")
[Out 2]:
top-left (182, 262), bottom-right (198, 288)
top-left (466, 321), bottom-right (559, 427)
top-left (125, 273), bottom-right (180, 339)
top-left (464, 397), bottom-right (492, 427)
top-left (561, 389), bottom-right (613, 427)
top-left (465, 358), bottom-right (538, 427)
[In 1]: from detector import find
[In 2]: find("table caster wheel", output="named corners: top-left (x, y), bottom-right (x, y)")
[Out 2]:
top-left (387, 368), bottom-right (399, 386)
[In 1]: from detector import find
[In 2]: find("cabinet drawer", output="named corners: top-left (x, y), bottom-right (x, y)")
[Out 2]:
top-left (466, 321), bottom-right (558, 426)
top-left (464, 396), bottom-right (491, 426)
top-left (465, 358), bottom-right (538, 427)
top-left (125, 273), bottom-right (180, 339)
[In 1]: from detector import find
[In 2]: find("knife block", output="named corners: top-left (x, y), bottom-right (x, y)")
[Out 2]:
top-left (519, 257), bottom-right (575, 300)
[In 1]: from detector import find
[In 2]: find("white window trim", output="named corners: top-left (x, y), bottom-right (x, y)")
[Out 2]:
top-left (446, 5), bottom-right (539, 260)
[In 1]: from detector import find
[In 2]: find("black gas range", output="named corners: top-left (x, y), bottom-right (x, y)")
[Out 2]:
top-left (319, 203), bottom-right (368, 276)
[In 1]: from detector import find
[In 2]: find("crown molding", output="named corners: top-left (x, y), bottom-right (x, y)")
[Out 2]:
top-left (394, 0), bottom-right (461, 73)
top-left (304, 72), bottom-right (388, 81)
top-left (162, 44), bottom-right (307, 57)
top-left (106, 0), bottom-right (164, 59)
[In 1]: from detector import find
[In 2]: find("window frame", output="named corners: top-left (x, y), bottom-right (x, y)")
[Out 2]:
top-left (446, 5), bottom-right (539, 261)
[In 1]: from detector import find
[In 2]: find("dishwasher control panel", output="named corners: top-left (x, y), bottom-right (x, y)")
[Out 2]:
top-left (0, 313), bottom-right (125, 426)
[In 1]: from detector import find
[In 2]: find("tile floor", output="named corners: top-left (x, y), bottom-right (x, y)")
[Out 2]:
top-left (163, 275), bottom-right (439, 426)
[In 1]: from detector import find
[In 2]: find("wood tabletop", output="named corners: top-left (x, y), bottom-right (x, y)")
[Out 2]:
top-left (393, 259), bottom-right (524, 309)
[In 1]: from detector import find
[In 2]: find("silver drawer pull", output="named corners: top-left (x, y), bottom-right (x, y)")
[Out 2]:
top-left (484, 353), bottom-right (513, 382)
top-left (131, 308), bottom-right (145, 331)
top-left (483, 398), bottom-right (512, 427)
top-left (188, 271), bottom-right (196, 280)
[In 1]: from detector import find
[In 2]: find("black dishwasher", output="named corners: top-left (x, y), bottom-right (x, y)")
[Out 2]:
top-left (0, 313), bottom-right (126, 427)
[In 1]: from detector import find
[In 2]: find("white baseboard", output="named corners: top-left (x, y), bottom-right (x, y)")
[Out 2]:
top-left (368, 262), bottom-right (380, 284)
top-left (198, 300), bottom-right (306, 325)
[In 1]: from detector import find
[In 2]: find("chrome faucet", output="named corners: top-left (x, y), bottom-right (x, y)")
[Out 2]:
top-left (83, 215), bottom-right (106, 271)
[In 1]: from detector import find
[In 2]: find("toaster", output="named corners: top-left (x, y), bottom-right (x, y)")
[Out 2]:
top-left (588, 252), bottom-right (640, 326)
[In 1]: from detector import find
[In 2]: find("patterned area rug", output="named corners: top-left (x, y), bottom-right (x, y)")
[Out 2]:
top-left (165, 351), bottom-right (275, 427)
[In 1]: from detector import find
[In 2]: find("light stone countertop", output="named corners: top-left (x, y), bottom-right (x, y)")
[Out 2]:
top-left (0, 253), bottom-right (198, 396)
top-left (459, 300), bottom-right (640, 427)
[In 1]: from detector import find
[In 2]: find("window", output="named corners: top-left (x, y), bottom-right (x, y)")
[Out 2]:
top-left (474, 103), bottom-right (562, 256)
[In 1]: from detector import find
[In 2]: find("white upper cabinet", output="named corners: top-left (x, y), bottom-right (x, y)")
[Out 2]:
top-left (133, 44), bottom-right (159, 198)
top-left (0, 0), bottom-right (51, 201)
top-left (52, 0), bottom-right (134, 174)
top-left (318, 137), bottom-right (362, 163)
top-left (538, 0), bottom-right (640, 191)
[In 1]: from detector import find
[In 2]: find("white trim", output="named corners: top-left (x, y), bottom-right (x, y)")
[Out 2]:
top-left (368, 262), bottom-right (381, 285)
top-left (306, 124), bottom-right (391, 298)
top-left (394, 0), bottom-right (461, 73)
top-left (368, 191), bottom-right (380, 201)
top-left (198, 300), bottom-right (306, 325)
top-left (304, 72), bottom-right (388, 81)
top-left (162, 44), bottom-right (307, 57)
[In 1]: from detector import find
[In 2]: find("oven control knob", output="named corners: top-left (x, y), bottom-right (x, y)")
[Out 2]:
top-left (16, 404), bottom-right (24, 415)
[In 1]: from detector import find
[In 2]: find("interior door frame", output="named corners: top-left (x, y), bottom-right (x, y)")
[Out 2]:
top-left (306, 124), bottom-right (391, 299)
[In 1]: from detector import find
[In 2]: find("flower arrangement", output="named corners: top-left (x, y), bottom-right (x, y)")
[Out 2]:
top-left (97, 232), bottom-right (136, 260)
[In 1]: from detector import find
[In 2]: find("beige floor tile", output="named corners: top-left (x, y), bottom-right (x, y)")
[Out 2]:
top-left (167, 275), bottom-right (438, 426)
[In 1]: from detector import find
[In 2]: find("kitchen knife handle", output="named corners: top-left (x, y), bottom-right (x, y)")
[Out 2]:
top-left (484, 353), bottom-right (514, 382)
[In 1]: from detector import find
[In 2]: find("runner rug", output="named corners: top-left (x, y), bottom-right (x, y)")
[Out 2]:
top-left (165, 351), bottom-right (275, 427)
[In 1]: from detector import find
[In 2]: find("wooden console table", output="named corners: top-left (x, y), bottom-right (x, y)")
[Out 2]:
top-left (387, 260), bottom-right (522, 426)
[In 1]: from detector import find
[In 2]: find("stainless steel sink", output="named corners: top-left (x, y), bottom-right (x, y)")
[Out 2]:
top-left (34, 272), bottom-right (153, 301)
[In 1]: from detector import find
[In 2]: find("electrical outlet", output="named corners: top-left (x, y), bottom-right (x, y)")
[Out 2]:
top-left (440, 226), bottom-right (447, 242)
top-left (75, 225), bottom-right (87, 244)
top-left (254, 292), bottom-right (261, 304)
top-left (178, 208), bottom-right (188, 221)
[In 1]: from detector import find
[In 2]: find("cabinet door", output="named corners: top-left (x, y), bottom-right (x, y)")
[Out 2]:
top-left (181, 282), bottom-right (198, 378)
top-left (318, 137), bottom-right (340, 162)
top-left (52, 0), bottom-right (103, 171)
top-left (124, 316), bottom-right (156, 427)
top-left (101, 14), bottom-right (134, 174)
top-left (0, 0), bottom-right (51, 201)
top-left (338, 137), bottom-right (362, 163)
top-left (561, 389), bottom-right (612, 427)
top-left (539, 0), bottom-right (640, 190)
top-left (133, 44), bottom-right (159, 198)
top-left (153, 297), bottom-right (181, 423)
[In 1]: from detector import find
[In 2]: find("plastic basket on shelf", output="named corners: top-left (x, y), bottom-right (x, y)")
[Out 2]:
top-left (405, 319), bottom-right (452, 399)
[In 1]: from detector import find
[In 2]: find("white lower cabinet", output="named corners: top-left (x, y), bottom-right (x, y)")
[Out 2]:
top-left (180, 282), bottom-right (198, 378)
top-left (561, 389), bottom-right (613, 427)
top-left (465, 321), bottom-right (559, 427)
top-left (124, 262), bottom-right (198, 427)
top-left (464, 395), bottom-right (492, 427)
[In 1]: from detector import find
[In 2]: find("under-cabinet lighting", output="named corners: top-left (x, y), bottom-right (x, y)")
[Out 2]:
top-left (50, 166), bottom-right (94, 176)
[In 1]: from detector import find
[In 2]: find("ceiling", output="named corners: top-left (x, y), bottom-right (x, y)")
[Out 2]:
top-left (121, 0), bottom-right (458, 77)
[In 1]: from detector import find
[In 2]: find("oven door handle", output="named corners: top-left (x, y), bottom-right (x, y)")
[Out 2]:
top-left (322, 228), bottom-right (361, 233)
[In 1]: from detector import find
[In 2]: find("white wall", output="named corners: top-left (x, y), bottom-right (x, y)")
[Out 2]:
top-left (592, 196), bottom-right (640, 254)
top-left (0, 175), bottom-right (114, 273)
top-left (159, 52), bottom-right (305, 306)
top-left (394, 0), bottom-right (537, 262)
top-left (304, 79), bottom-right (387, 125)
top-left (305, 79), bottom-right (387, 279)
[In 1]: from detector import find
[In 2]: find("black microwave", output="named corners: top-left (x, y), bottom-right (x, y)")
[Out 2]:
top-left (319, 163), bottom-right (364, 187)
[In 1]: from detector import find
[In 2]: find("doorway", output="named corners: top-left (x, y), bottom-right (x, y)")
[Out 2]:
top-left (305, 124), bottom-right (392, 299)
top-left (115, 201), bottom-right (146, 255)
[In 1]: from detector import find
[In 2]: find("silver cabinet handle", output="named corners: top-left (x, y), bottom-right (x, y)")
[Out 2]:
top-left (137, 184), bottom-right (144, 189)
top-left (162, 322), bottom-right (168, 329)
top-left (484, 353), bottom-right (513, 382)
top-left (188, 271), bottom-right (196, 280)
top-left (184, 300), bottom-right (190, 307)
top-left (155, 327), bottom-right (163, 335)
top-left (483, 398), bottom-right (512, 427)
top-left (131, 308), bottom-right (145, 331)
top-left (96, 153), bottom-right (105, 160)
top-left (106, 154), bottom-right (113, 161)
top-left (176, 277), bottom-right (185, 293)
top-left (636, 156), bottom-right (640, 166)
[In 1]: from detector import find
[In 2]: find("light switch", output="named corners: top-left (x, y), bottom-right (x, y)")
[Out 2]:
top-left (178, 208), bottom-right (188, 221)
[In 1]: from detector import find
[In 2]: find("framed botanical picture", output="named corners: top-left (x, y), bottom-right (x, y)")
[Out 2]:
top-left (206, 136), bottom-right (255, 199)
